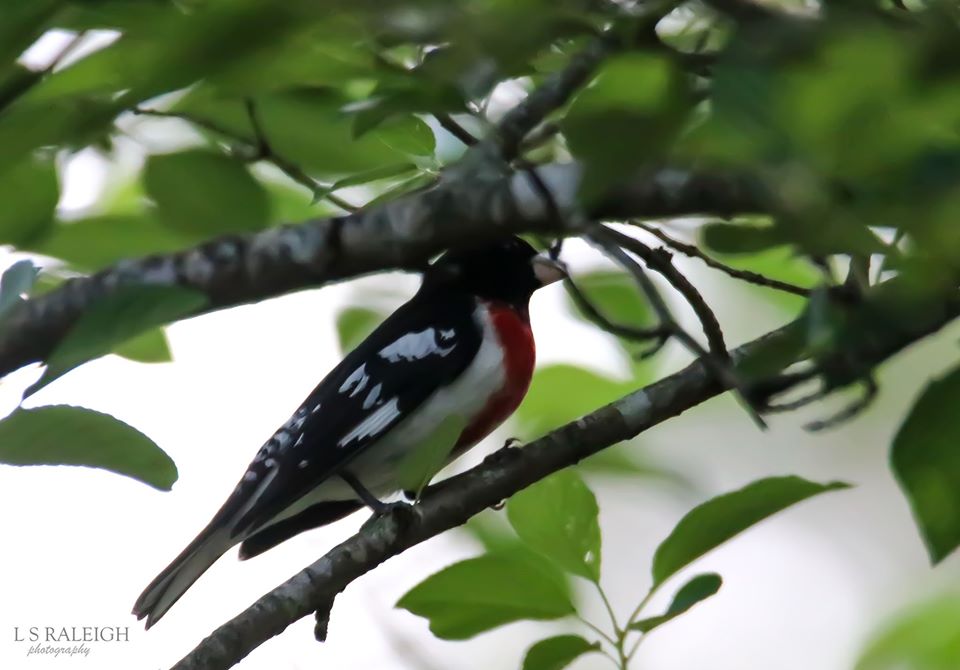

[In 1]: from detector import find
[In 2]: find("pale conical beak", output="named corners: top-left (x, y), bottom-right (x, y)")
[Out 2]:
top-left (531, 253), bottom-right (567, 286)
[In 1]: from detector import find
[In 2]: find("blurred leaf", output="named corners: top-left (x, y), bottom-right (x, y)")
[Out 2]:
top-left (0, 154), bottom-right (58, 245)
top-left (112, 328), bottom-right (172, 364)
top-left (522, 635), bottom-right (600, 670)
top-left (701, 222), bottom-right (786, 255)
top-left (515, 364), bottom-right (631, 438)
top-left (203, 21), bottom-right (376, 95)
top-left (856, 593), bottom-right (960, 670)
top-left (317, 163), bottom-right (419, 202)
top-left (891, 366), bottom-right (960, 564)
top-left (507, 469), bottom-right (602, 582)
top-left (27, 285), bottom-right (206, 397)
top-left (372, 114), bottom-right (436, 158)
top-left (336, 306), bottom-right (383, 354)
top-left (0, 405), bottom-right (177, 491)
top-left (630, 573), bottom-right (722, 633)
top-left (0, 1), bottom-right (61, 67)
top-left (580, 444), bottom-right (694, 489)
top-left (397, 551), bottom-right (574, 639)
top-left (652, 476), bottom-right (849, 586)
top-left (29, 214), bottom-right (192, 271)
top-left (29, 1), bottom-right (311, 104)
top-left (563, 54), bottom-right (687, 199)
top-left (144, 149), bottom-right (270, 236)
top-left (565, 270), bottom-right (657, 365)
top-left (179, 89), bottom-right (433, 175)
top-left (363, 172), bottom-right (438, 208)
top-left (263, 179), bottom-right (327, 223)
top-left (566, 271), bottom-right (651, 329)
top-left (463, 512), bottom-right (522, 554)
top-left (0, 260), bottom-right (39, 315)
top-left (713, 244), bottom-right (816, 316)
top-left (735, 319), bottom-right (807, 382)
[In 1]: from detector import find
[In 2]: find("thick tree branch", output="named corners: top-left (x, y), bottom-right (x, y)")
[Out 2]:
top-left (170, 278), bottom-right (960, 670)
top-left (0, 165), bottom-right (766, 380)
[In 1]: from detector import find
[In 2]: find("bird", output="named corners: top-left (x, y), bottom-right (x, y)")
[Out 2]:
top-left (132, 236), bottom-right (566, 628)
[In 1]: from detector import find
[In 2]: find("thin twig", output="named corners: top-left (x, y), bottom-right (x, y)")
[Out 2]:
top-left (243, 100), bottom-right (359, 212)
top-left (495, 36), bottom-right (616, 158)
top-left (133, 106), bottom-right (359, 213)
top-left (576, 614), bottom-right (619, 648)
top-left (592, 227), bottom-right (766, 428)
top-left (564, 275), bottom-right (669, 348)
top-left (599, 226), bottom-right (729, 359)
top-left (434, 113), bottom-right (479, 146)
top-left (631, 221), bottom-right (811, 297)
top-left (763, 383), bottom-right (828, 413)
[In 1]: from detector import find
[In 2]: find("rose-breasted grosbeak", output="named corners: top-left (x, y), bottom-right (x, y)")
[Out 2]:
top-left (133, 236), bottom-right (565, 628)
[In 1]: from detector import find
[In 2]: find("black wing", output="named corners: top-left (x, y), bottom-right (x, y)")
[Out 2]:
top-left (223, 290), bottom-right (482, 537)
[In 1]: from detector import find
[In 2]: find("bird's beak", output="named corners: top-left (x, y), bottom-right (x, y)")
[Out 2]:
top-left (531, 253), bottom-right (567, 286)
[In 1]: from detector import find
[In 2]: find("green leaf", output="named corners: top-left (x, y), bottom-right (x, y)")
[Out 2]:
top-left (891, 366), bottom-right (960, 564)
top-left (112, 328), bottom-right (172, 364)
top-left (856, 594), bottom-right (960, 670)
top-left (0, 154), bottom-right (58, 245)
top-left (397, 551), bottom-right (574, 640)
top-left (565, 270), bottom-right (655, 364)
top-left (0, 405), bottom-right (177, 490)
top-left (507, 469), bottom-right (602, 582)
top-left (335, 306), bottom-right (383, 354)
top-left (735, 320), bottom-right (808, 382)
top-left (0, 260), bottom-right (39, 315)
top-left (27, 214), bottom-right (193, 271)
top-left (562, 54), bottom-right (687, 199)
top-left (178, 89), bottom-right (431, 176)
top-left (515, 364), bottom-right (631, 439)
top-left (630, 573), bottom-right (722, 633)
top-left (579, 444), bottom-right (694, 489)
top-left (363, 172), bottom-right (438, 208)
top-left (701, 222), bottom-right (786, 255)
top-left (567, 271), bottom-right (651, 328)
top-left (712, 245), bottom-right (816, 316)
top-left (143, 149), bottom-right (270, 236)
top-left (651, 476), bottom-right (849, 586)
top-left (317, 163), bottom-right (418, 202)
top-left (27, 285), bottom-right (206, 397)
top-left (522, 635), bottom-right (600, 670)
top-left (373, 116), bottom-right (436, 158)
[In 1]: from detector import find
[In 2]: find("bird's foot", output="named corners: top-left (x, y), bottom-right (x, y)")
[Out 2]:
top-left (483, 437), bottom-right (523, 466)
top-left (360, 499), bottom-right (420, 533)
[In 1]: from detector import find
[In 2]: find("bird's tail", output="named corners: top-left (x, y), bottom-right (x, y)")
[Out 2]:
top-left (132, 524), bottom-right (233, 629)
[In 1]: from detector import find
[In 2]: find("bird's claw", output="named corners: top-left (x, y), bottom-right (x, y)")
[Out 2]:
top-left (361, 500), bottom-right (420, 533)
top-left (483, 437), bottom-right (523, 466)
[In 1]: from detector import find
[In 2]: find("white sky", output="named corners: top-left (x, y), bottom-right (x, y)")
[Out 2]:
top-left (2, 28), bottom-right (960, 670)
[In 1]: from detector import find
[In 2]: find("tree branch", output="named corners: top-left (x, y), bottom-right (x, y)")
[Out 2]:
top-left (0, 164), bottom-right (767, 380)
top-left (170, 277), bottom-right (960, 670)
top-left (630, 221), bottom-right (811, 297)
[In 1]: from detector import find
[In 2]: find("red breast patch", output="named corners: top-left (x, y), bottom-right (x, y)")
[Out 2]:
top-left (457, 302), bottom-right (536, 448)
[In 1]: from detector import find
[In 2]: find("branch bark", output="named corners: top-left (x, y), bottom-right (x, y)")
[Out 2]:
top-left (170, 278), bottom-right (960, 670)
top-left (0, 165), bottom-right (766, 380)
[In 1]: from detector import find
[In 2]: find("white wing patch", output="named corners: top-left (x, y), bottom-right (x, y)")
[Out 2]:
top-left (379, 328), bottom-right (456, 362)
top-left (337, 397), bottom-right (401, 448)
top-left (363, 383), bottom-right (382, 410)
top-left (339, 364), bottom-right (369, 396)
